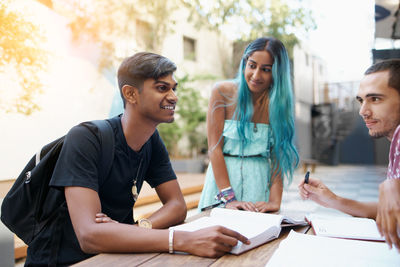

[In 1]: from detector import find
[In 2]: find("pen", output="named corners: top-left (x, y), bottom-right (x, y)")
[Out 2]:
top-left (200, 201), bottom-right (222, 212)
top-left (304, 171), bottom-right (310, 184)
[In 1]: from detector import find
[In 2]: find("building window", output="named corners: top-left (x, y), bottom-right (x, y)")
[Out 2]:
top-left (183, 36), bottom-right (196, 61)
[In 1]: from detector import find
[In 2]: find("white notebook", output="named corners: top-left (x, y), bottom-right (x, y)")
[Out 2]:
top-left (306, 214), bottom-right (385, 241)
top-left (171, 208), bottom-right (307, 254)
top-left (267, 230), bottom-right (400, 267)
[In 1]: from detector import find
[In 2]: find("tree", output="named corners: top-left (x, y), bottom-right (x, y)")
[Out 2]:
top-left (176, 75), bottom-right (208, 157)
top-left (0, 0), bottom-right (47, 115)
top-left (182, 0), bottom-right (315, 58)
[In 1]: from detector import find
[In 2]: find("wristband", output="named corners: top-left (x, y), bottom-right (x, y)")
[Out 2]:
top-left (169, 229), bottom-right (174, 254)
top-left (216, 187), bottom-right (237, 205)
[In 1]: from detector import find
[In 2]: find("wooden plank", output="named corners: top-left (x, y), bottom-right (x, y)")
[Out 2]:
top-left (14, 235), bottom-right (27, 260)
top-left (137, 199), bottom-right (200, 220)
top-left (0, 179), bottom-right (15, 198)
top-left (72, 253), bottom-right (159, 267)
top-left (135, 185), bottom-right (203, 207)
top-left (137, 253), bottom-right (216, 267)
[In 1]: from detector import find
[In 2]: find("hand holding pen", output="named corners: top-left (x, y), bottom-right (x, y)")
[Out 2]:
top-left (304, 171), bottom-right (310, 184)
top-left (298, 172), bottom-right (337, 208)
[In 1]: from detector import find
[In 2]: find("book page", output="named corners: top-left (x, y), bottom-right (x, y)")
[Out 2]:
top-left (211, 208), bottom-right (307, 227)
top-left (172, 213), bottom-right (280, 238)
top-left (210, 208), bottom-right (284, 229)
top-left (278, 211), bottom-right (308, 226)
top-left (172, 209), bottom-right (283, 254)
top-left (306, 214), bottom-right (385, 241)
top-left (267, 231), bottom-right (400, 267)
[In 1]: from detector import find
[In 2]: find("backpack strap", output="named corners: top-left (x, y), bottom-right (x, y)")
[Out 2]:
top-left (48, 119), bottom-right (114, 266)
top-left (91, 119), bottom-right (115, 184)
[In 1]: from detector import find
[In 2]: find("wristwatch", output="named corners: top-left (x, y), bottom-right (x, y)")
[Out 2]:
top-left (138, 218), bottom-right (152, 229)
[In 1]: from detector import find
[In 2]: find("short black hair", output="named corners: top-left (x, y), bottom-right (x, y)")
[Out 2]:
top-left (117, 52), bottom-right (177, 107)
top-left (364, 59), bottom-right (400, 93)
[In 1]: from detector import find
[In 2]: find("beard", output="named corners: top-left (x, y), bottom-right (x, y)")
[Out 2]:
top-left (368, 119), bottom-right (400, 139)
top-left (369, 129), bottom-right (392, 139)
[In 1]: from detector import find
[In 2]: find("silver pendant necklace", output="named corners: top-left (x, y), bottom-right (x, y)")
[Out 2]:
top-left (131, 158), bottom-right (143, 202)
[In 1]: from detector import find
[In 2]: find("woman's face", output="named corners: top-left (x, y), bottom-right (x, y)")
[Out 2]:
top-left (244, 50), bottom-right (273, 95)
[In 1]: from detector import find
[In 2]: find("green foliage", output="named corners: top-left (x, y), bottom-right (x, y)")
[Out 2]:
top-left (158, 75), bottom-right (209, 157)
top-left (181, 0), bottom-right (316, 58)
top-left (177, 75), bottom-right (208, 156)
top-left (0, 0), bottom-right (47, 115)
top-left (157, 121), bottom-right (183, 157)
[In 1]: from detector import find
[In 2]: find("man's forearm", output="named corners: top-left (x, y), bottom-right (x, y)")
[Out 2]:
top-left (331, 196), bottom-right (378, 219)
top-left (147, 199), bottom-right (187, 229)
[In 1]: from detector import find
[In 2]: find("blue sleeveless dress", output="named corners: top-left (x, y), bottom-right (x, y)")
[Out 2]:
top-left (198, 120), bottom-right (275, 211)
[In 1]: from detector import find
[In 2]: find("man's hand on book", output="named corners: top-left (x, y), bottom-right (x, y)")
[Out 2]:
top-left (174, 225), bottom-right (250, 258)
top-left (377, 179), bottom-right (400, 251)
top-left (298, 177), bottom-right (337, 208)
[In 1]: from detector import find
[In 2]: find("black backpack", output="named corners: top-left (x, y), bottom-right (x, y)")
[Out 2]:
top-left (0, 120), bottom-right (114, 245)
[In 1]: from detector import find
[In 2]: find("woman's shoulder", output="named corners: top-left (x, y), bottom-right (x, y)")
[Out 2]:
top-left (211, 80), bottom-right (237, 98)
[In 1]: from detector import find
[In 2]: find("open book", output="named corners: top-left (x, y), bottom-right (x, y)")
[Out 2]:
top-left (306, 214), bottom-right (385, 241)
top-left (267, 231), bottom-right (400, 267)
top-left (171, 208), bottom-right (308, 255)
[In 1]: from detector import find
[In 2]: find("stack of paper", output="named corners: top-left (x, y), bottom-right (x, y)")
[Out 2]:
top-left (305, 214), bottom-right (385, 241)
top-left (267, 231), bottom-right (400, 267)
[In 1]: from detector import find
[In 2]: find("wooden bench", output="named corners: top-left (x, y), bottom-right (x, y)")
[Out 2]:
top-left (14, 236), bottom-right (27, 260)
top-left (134, 185), bottom-right (203, 220)
top-left (301, 159), bottom-right (318, 173)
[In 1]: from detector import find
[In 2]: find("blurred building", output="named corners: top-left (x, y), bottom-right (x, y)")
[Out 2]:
top-left (293, 43), bottom-right (327, 163)
top-left (293, 1), bottom-right (400, 166)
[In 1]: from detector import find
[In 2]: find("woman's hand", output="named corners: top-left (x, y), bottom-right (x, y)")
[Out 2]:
top-left (225, 200), bottom-right (258, 212)
top-left (254, 201), bottom-right (280, 213)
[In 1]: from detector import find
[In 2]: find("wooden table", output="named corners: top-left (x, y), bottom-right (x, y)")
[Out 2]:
top-left (73, 211), bottom-right (310, 267)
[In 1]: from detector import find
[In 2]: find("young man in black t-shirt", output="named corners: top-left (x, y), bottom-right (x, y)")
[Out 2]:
top-left (25, 52), bottom-right (249, 266)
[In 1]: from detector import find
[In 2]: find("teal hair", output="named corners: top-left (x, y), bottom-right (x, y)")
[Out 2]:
top-left (233, 37), bottom-right (299, 186)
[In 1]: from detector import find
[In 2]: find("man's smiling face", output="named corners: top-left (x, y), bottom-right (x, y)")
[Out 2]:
top-left (136, 74), bottom-right (178, 125)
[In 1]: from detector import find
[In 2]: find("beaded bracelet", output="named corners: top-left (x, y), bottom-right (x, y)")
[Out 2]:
top-left (216, 187), bottom-right (237, 206)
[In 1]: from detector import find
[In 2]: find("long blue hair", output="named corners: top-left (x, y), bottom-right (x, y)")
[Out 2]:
top-left (233, 37), bottom-right (299, 186)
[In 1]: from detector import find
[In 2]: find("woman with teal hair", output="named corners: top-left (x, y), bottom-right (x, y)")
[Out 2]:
top-left (198, 37), bottom-right (299, 212)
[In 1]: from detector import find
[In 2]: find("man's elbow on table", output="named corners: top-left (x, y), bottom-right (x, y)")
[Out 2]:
top-left (74, 225), bottom-right (106, 254)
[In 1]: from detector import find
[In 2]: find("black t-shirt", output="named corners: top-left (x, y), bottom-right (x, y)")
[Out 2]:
top-left (25, 115), bottom-right (176, 266)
